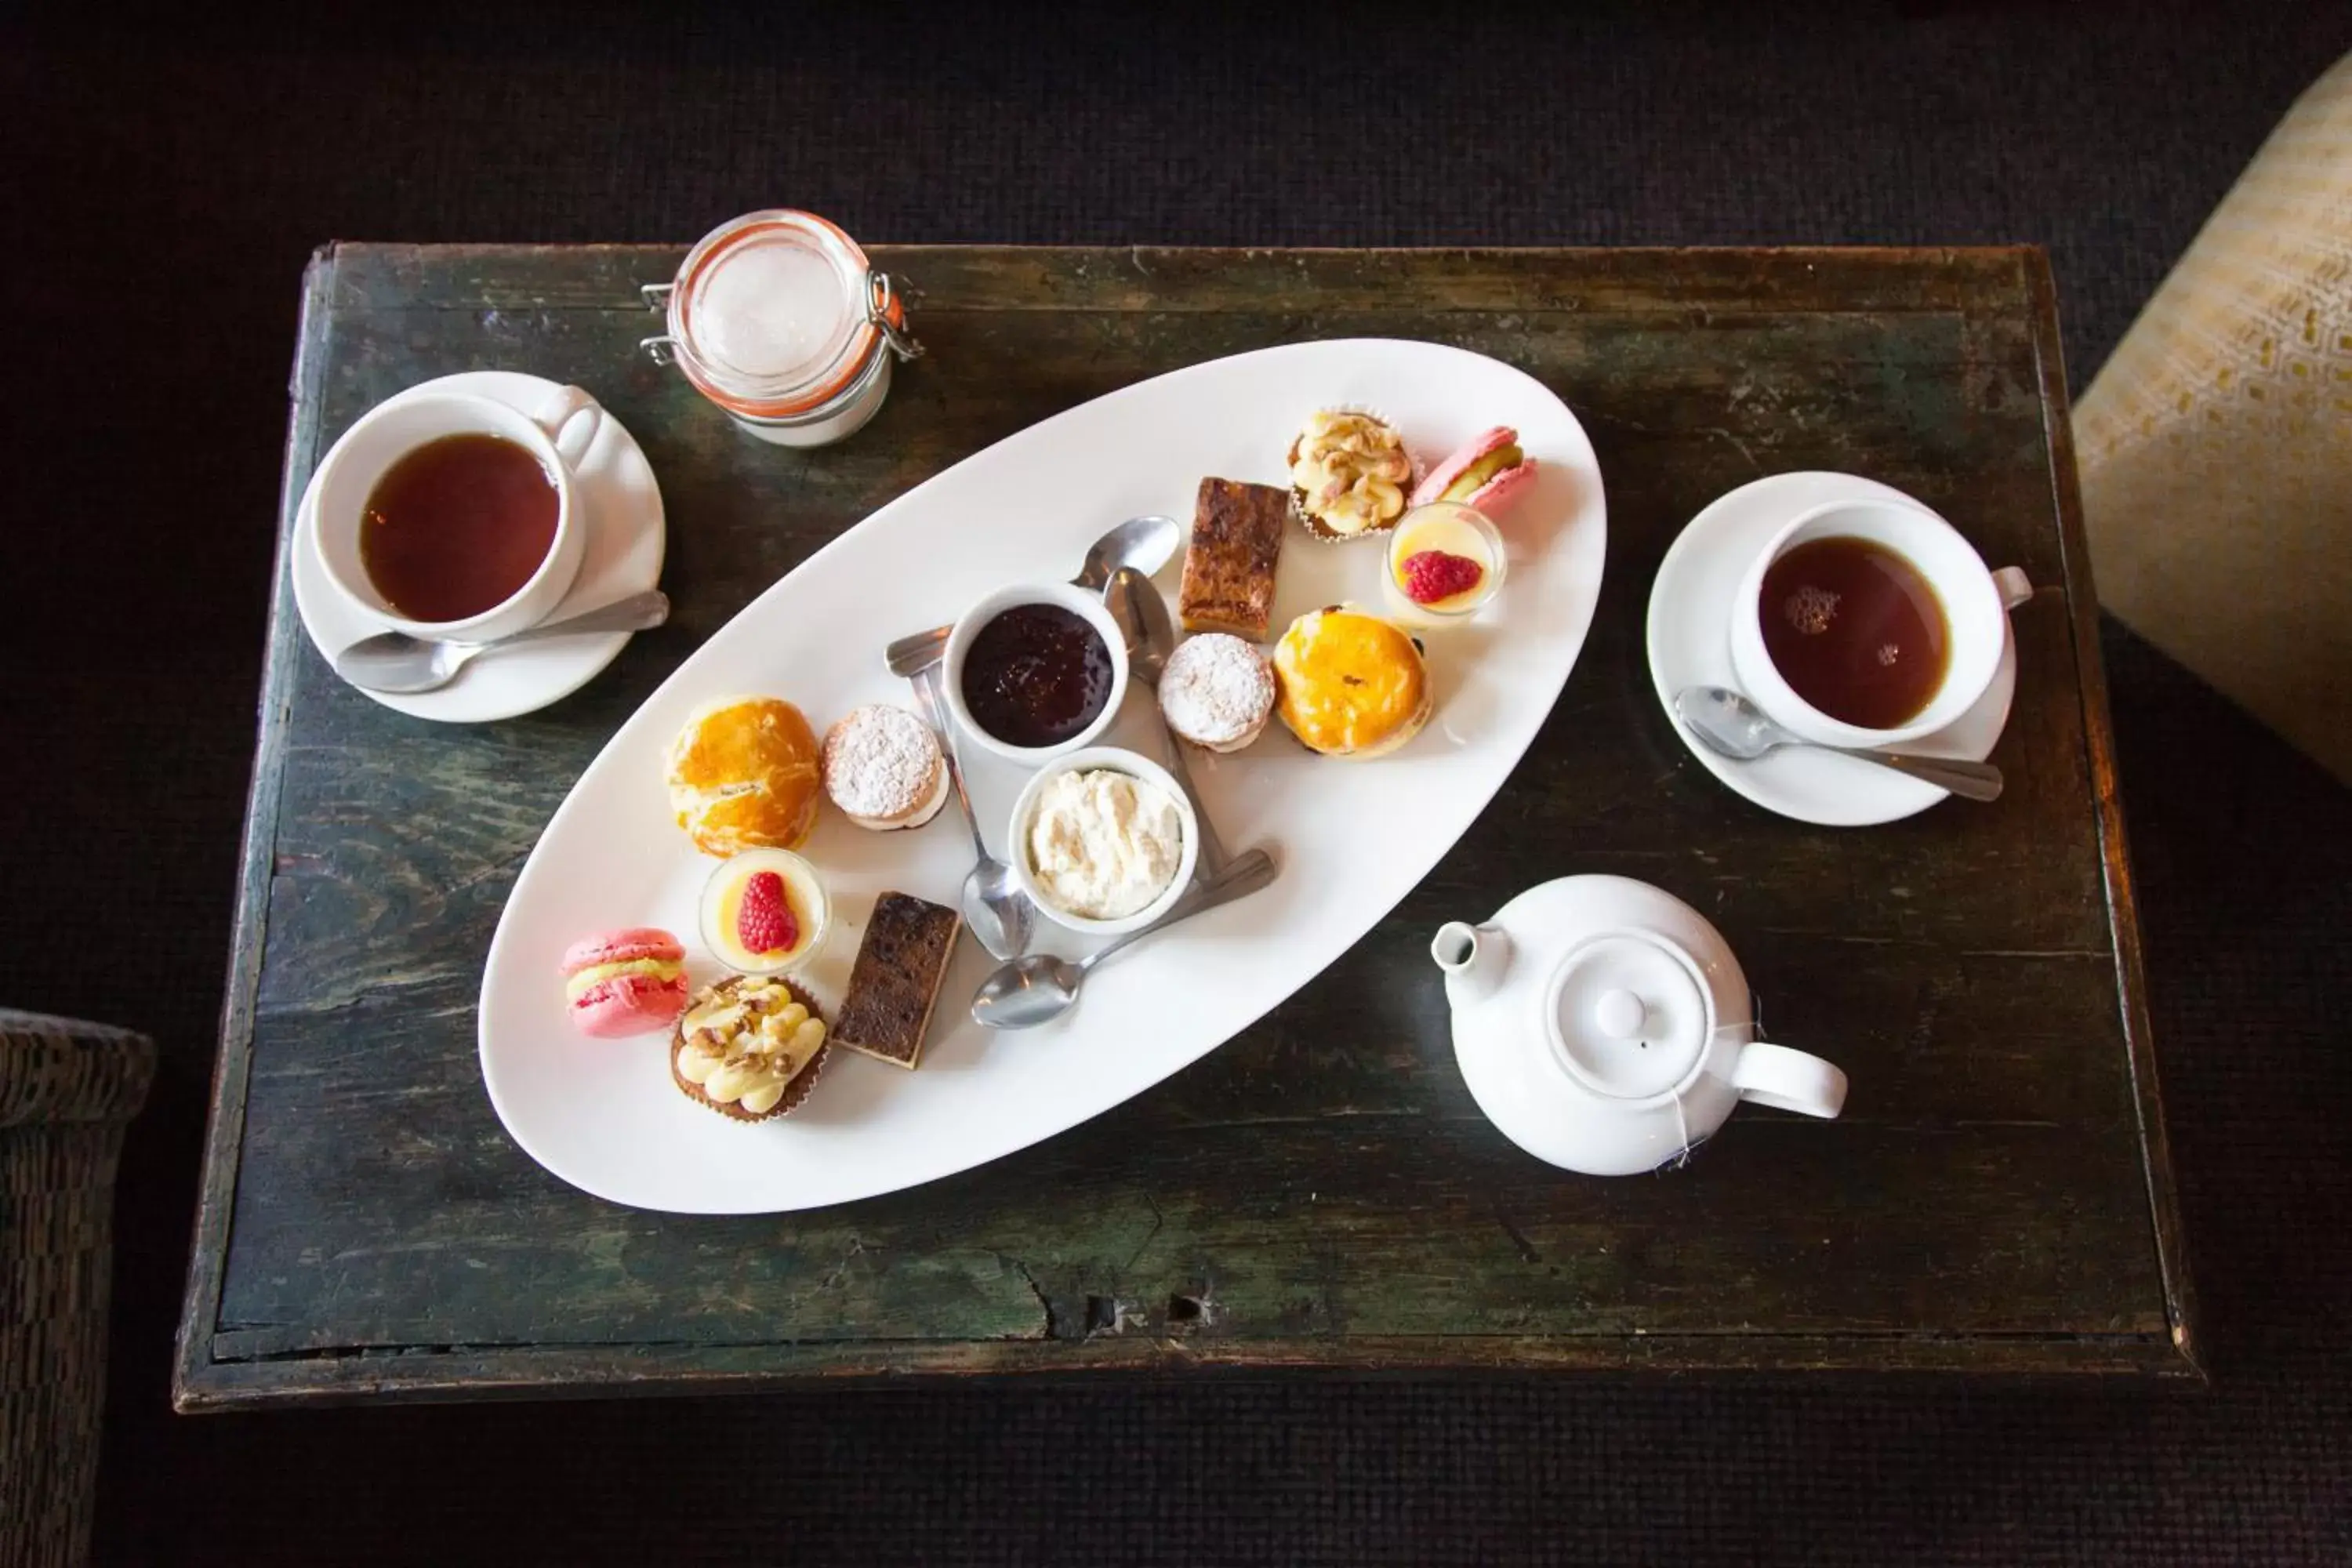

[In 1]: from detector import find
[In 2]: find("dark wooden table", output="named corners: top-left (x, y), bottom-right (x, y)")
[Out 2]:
top-left (175, 245), bottom-right (2194, 1407)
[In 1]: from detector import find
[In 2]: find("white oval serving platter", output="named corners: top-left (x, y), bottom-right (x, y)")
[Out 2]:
top-left (480, 338), bottom-right (1607, 1213)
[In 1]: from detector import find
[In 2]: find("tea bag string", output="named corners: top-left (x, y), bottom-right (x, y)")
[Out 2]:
top-left (1661, 989), bottom-right (1765, 1172)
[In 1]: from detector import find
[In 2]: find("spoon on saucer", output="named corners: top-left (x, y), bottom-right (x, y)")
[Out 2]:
top-left (1674, 685), bottom-right (2005, 802)
top-left (884, 633), bottom-right (1035, 962)
top-left (333, 590), bottom-right (670, 694)
top-left (971, 847), bottom-right (1278, 1030)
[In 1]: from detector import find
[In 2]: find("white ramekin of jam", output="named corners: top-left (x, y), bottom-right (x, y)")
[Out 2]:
top-left (641, 210), bottom-right (921, 448)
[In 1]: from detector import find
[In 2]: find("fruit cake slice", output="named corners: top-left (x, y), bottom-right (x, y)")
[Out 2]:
top-left (1178, 477), bottom-right (1287, 641)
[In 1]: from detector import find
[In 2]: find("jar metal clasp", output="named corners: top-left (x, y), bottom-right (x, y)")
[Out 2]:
top-left (867, 270), bottom-right (924, 362)
top-left (638, 282), bottom-right (679, 367)
top-left (636, 274), bottom-right (916, 368)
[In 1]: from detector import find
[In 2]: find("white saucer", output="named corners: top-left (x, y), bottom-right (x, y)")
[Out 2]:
top-left (1646, 470), bottom-right (2016, 827)
top-left (290, 371), bottom-right (667, 723)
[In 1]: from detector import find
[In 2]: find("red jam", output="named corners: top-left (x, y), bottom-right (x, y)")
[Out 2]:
top-left (960, 604), bottom-right (1115, 748)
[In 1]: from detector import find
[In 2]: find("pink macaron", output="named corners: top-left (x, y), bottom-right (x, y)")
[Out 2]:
top-left (1410, 426), bottom-right (1538, 515)
top-left (558, 927), bottom-right (690, 1039)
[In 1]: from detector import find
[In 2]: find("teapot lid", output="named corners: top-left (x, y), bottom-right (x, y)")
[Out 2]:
top-left (1544, 931), bottom-right (1711, 1101)
top-left (1443, 875), bottom-right (1759, 1177)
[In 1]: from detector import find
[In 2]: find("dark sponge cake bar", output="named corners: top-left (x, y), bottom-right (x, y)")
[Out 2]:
top-left (1178, 477), bottom-right (1287, 641)
top-left (833, 892), bottom-right (963, 1069)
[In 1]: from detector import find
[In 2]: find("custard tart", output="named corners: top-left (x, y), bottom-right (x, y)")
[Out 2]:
top-left (1272, 605), bottom-right (1432, 759)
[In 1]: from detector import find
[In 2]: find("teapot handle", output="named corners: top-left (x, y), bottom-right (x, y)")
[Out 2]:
top-left (1731, 1041), bottom-right (1848, 1120)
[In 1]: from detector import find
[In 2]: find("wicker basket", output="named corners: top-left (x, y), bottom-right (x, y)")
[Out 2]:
top-left (2, 1010), bottom-right (155, 1568)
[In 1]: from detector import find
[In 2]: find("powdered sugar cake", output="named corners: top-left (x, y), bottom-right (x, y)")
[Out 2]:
top-left (1157, 632), bottom-right (1275, 753)
top-left (822, 703), bottom-right (948, 830)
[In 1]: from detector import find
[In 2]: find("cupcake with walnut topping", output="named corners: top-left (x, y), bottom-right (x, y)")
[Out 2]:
top-left (671, 973), bottom-right (830, 1122)
top-left (1287, 408), bottom-right (1414, 542)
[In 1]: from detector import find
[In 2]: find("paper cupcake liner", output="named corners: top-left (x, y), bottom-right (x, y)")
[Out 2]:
top-left (670, 976), bottom-right (831, 1123)
top-left (1286, 403), bottom-right (1421, 544)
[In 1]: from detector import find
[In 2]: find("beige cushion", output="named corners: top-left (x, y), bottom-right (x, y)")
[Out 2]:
top-left (2075, 51), bottom-right (2352, 783)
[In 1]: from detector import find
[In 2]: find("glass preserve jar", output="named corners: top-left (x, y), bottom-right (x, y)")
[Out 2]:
top-left (641, 210), bottom-right (921, 448)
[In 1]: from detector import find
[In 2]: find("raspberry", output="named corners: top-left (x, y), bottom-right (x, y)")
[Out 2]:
top-left (1401, 550), bottom-right (1485, 605)
top-left (736, 871), bottom-right (799, 956)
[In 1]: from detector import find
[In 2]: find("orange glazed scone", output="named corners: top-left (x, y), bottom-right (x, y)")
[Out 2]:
top-left (665, 695), bottom-right (824, 855)
top-left (1272, 605), bottom-right (1432, 759)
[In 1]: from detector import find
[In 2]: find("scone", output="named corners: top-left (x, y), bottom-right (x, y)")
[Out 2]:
top-left (1287, 410), bottom-right (1414, 542)
top-left (671, 973), bottom-right (831, 1123)
top-left (1272, 605), bottom-right (1432, 759)
top-left (666, 695), bottom-right (822, 855)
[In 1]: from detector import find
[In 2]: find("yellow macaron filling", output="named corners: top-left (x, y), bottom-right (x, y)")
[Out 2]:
top-left (564, 957), bottom-right (684, 1004)
top-left (1440, 443), bottom-right (1523, 503)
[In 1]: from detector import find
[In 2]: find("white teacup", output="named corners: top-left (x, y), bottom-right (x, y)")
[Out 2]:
top-left (1729, 498), bottom-right (2031, 749)
top-left (314, 385), bottom-right (604, 643)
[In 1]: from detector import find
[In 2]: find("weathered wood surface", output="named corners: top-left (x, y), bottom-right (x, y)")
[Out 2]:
top-left (176, 245), bottom-right (2191, 1407)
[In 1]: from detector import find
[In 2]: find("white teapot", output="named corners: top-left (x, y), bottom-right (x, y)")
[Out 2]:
top-left (1433, 875), bottom-right (1847, 1176)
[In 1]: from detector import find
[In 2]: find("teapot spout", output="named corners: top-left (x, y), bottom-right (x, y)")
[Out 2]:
top-left (1432, 921), bottom-right (1512, 1008)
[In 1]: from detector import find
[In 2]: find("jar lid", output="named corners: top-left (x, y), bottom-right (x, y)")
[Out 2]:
top-left (1543, 930), bottom-right (1711, 1100)
top-left (663, 210), bottom-right (906, 420)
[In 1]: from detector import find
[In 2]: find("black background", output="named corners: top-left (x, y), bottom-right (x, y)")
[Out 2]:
top-left (5, 2), bottom-right (2349, 1562)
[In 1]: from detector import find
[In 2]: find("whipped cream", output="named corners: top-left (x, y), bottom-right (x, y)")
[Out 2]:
top-left (1025, 768), bottom-right (1185, 920)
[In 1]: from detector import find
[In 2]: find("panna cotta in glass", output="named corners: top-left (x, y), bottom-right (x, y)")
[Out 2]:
top-left (699, 848), bottom-right (831, 975)
top-left (1384, 500), bottom-right (1506, 622)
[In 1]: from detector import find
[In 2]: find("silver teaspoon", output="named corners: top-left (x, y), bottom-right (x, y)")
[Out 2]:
top-left (1075, 514), bottom-right (1181, 590)
top-left (971, 847), bottom-right (1278, 1030)
top-left (884, 634), bottom-right (1035, 962)
top-left (1105, 566), bottom-right (1230, 877)
top-left (1674, 685), bottom-right (2004, 802)
top-left (332, 590), bottom-right (671, 694)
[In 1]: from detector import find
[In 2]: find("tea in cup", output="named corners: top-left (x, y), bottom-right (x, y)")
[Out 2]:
top-left (314, 385), bottom-right (604, 643)
top-left (1729, 498), bottom-right (2030, 749)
